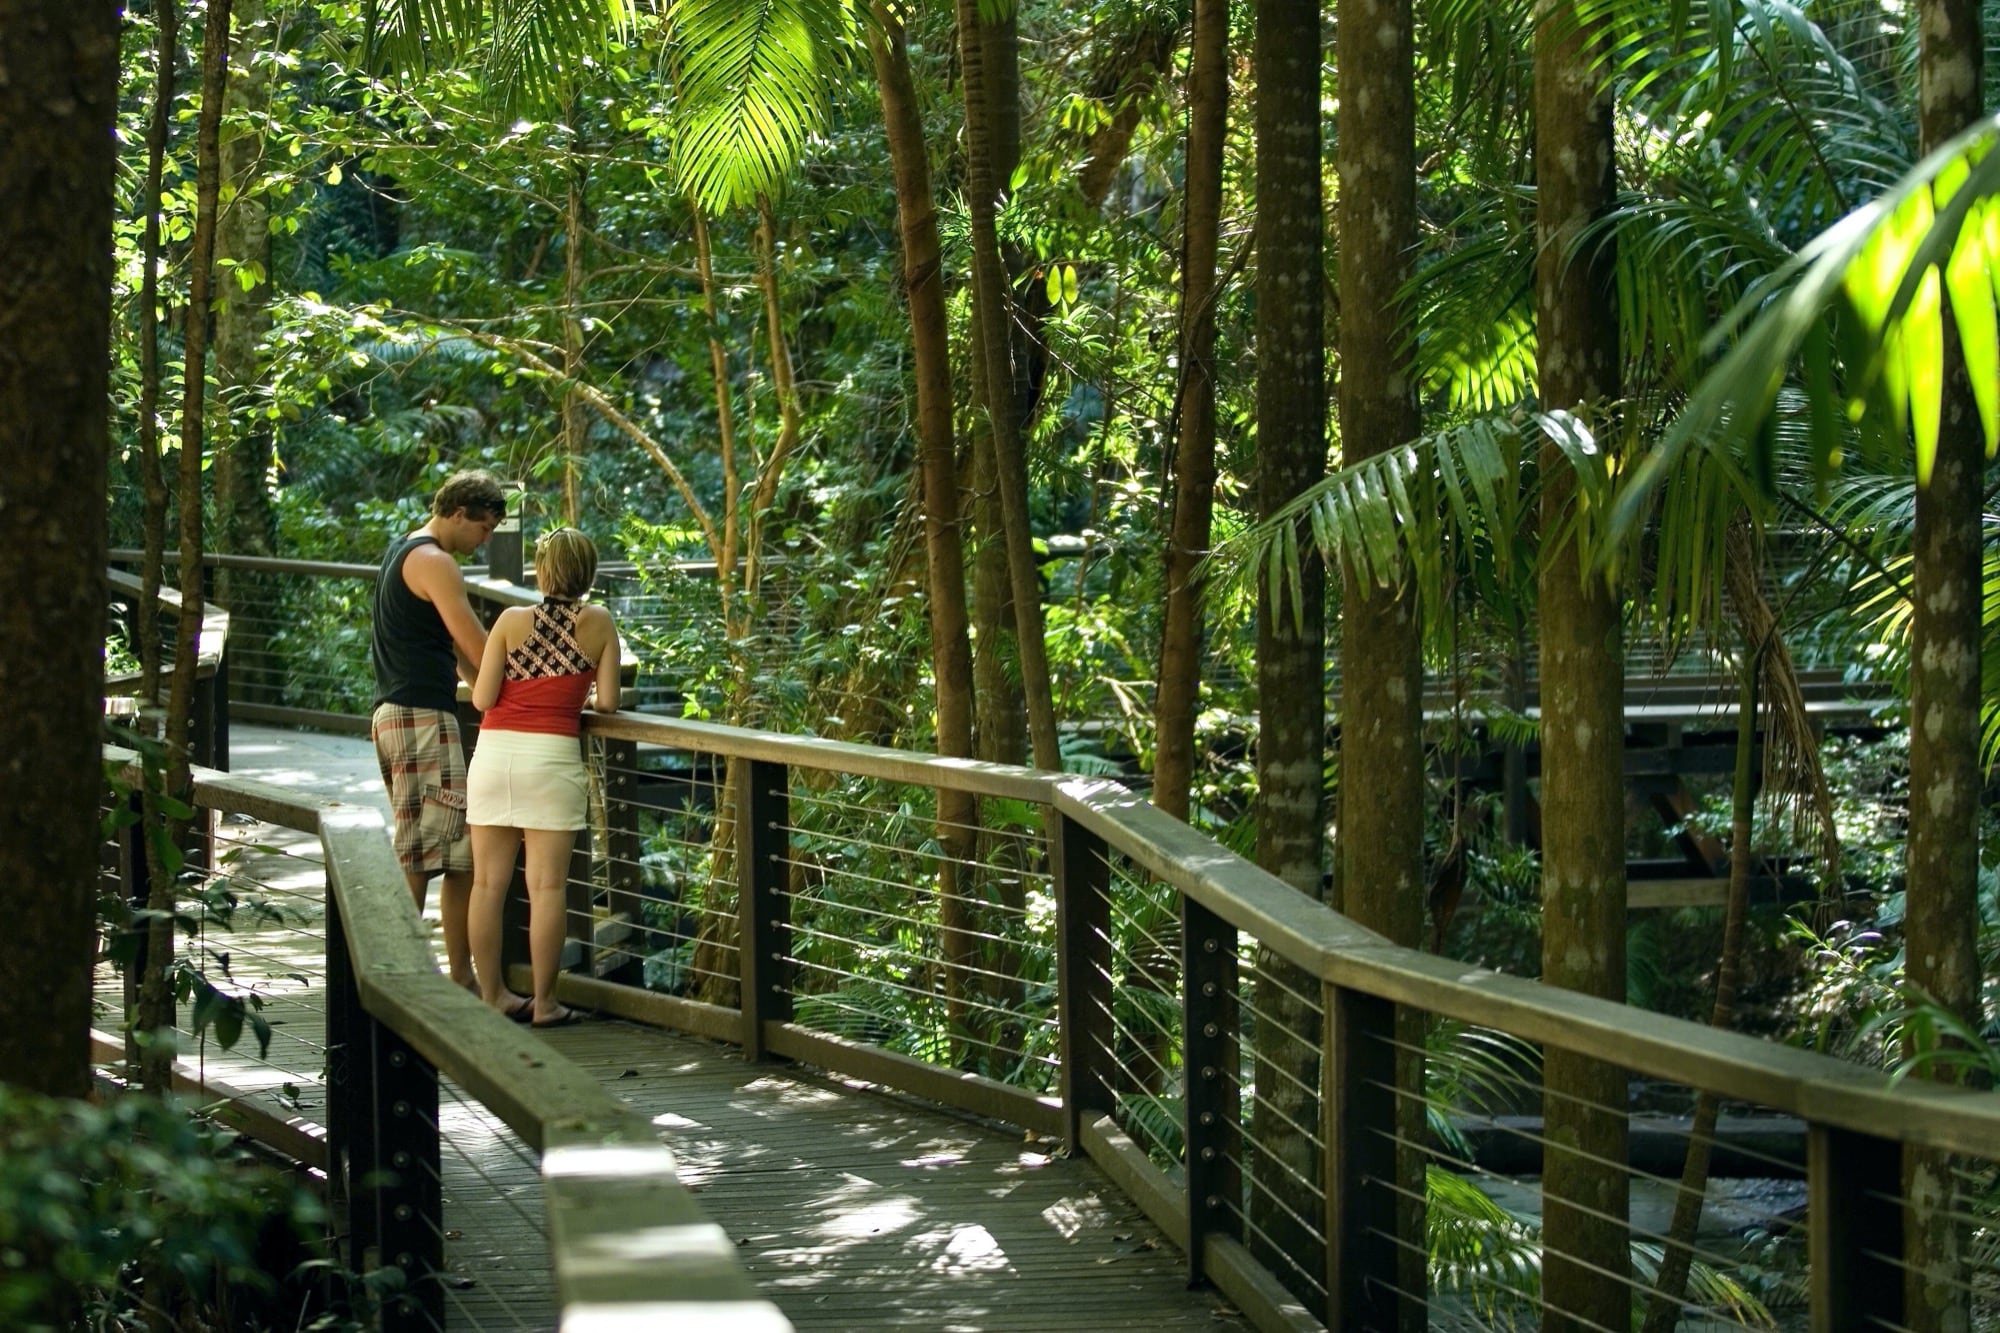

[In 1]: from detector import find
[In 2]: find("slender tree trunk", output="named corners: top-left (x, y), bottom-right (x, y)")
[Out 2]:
top-left (132, 0), bottom-right (179, 1077)
top-left (1534, 0), bottom-right (1629, 1323)
top-left (691, 200), bottom-right (741, 631)
top-left (141, 0), bottom-right (234, 1098)
top-left (1641, 656), bottom-right (1759, 1333)
top-left (212, 0), bottom-right (272, 709)
top-left (955, 0), bottom-right (1060, 772)
top-left (1337, 0), bottom-right (1426, 1315)
top-left (0, 0), bottom-right (120, 1101)
top-left (745, 196), bottom-right (801, 598)
top-left (969, 432), bottom-right (1024, 763)
top-left (1152, 0), bottom-right (1227, 825)
top-left (560, 148), bottom-right (589, 526)
top-left (1247, 0), bottom-right (1328, 1302)
top-left (1905, 7), bottom-right (1985, 1329)
top-left (212, 0), bottom-right (271, 566)
top-left (137, 0), bottom-right (177, 706)
top-left (870, 8), bottom-right (985, 1062)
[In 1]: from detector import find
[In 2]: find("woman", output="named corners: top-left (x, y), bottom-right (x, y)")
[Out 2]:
top-left (466, 527), bottom-right (620, 1027)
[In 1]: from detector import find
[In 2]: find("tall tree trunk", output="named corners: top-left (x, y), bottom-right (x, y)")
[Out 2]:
top-left (0, 0), bottom-right (120, 1101)
top-left (969, 433), bottom-right (1024, 763)
top-left (964, 4), bottom-right (1025, 770)
top-left (212, 0), bottom-right (271, 566)
top-left (137, 0), bottom-right (177, 706)
top-left (1247, 0), bottom-right (1328, 1302)
top-left (1534, 0), bottom-right (1629, 1324)
top-left (1336, 0), bottom-right (1426, 1316)
top-left (212, 0), bottom-right (272, 706)
top-left (1904, 4), bottom-right (1985, 1328)
top-left (560, 148), bottom-right (589, 526)
top-left (1152, 0), bottom-right (1227, 825)
top-left (955, 0), bottom-right (1060, 772)
top-left (692, 200), bottom-right (741, 633)
top-left (142, 0), bottom-right (234, 1096)
top-left (870, 7), bottom-right (985, 1061)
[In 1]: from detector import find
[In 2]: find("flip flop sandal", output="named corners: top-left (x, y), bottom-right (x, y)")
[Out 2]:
top-left (531, 1006), bottom-right (587, 1029)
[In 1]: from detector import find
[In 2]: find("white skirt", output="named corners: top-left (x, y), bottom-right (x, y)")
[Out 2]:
top-left (466, 728), bottom-right (589, 830)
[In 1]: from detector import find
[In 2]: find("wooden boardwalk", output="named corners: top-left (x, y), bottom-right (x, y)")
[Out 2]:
top-left (95, 726), bottom-right (1248, 1333)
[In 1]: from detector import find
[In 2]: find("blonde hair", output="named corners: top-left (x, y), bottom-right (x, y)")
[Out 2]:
top-left (534, 527), bottom-right (598, 599)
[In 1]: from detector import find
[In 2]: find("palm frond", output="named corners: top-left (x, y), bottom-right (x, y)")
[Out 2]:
top-left (363, 0), bottom-right (488, 80)
top-left (1215, 413), bottom-right (1531, 639)
top-left (484, 0), bottom-right (612, 112)
top-left (665, 0), bottom-right (857, 211)
top-left (1614, 113), bottom-right (2000, 537)
top-left (1414, 205), bottom-right (1538, 414)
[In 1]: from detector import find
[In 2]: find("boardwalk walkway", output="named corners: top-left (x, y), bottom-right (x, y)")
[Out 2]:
top-left (102, 725), bottom-right (1247, 1332)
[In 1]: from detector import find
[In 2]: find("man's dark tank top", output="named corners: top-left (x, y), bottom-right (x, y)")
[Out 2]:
top-left (372, 533), bottom-right (458, 710)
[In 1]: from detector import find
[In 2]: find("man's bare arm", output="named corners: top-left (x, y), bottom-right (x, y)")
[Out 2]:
top-left (403, 543), bottom-right (489, 686)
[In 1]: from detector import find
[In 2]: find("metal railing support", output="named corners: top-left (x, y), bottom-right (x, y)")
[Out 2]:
top-left (1052, 812), bottom-right (1114, 1149)
top-left (602, 737), bottom-right (645, 944)
top-left (325, 884), bottom-right (444, 1331)
top-left (737, 757), bottom-right (791, 1060)
top-left (1181, 895), bottom-right (1240, 1284)
top-left (1323, 981), bottom-right (1402, 1330)
top-left (1808, 1124), bottom-right (1903, 1332)
top-left (118, 787), bottom-right (149, 1070)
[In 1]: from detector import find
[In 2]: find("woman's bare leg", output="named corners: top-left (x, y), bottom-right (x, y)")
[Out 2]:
top-left (522, 827), bottom-right (580, 1022)
top-left (469, 822), bottom-right (527, 1012)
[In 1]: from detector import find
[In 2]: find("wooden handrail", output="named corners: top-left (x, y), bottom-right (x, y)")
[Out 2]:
top-left (576, 708), bottom-right (2000, 1166)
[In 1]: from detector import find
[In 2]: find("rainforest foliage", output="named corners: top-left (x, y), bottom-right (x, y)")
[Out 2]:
top-left (42, 0), bottom-right (2000, 1322)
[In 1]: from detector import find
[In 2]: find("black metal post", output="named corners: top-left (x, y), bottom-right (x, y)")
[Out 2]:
top-left (209, 651), bottom-right (229, 771)
top-left (326, 883), bottom-right (444, 1330)
top-left (120, 788), bottom-right (149, 1071)
top-left (1181, 895), bottom-right (1240, 1284)
top-left (1323, 981), bottom-right (1403, 1330)
top-left (603, 737), bottom-right (645, 944)
top-left (323, 889), bottom-right (375, 1268)
top-left (370, 1023), bottom-right (443, 1332)
top-left (1051, 811), bottom-right (1114, 1149)
top-left (1808, 1124), bottom-right (1903, 1332)
top-left (736, 758), bottom-right (790, 1059)
top-left (487, 480), bottom-right (526, 584)
top-left (564, 817), bottom-right (594, 975)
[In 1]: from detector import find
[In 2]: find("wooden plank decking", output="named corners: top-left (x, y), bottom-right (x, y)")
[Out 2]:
top-left (93, 725), bottom-right (1249, 1333)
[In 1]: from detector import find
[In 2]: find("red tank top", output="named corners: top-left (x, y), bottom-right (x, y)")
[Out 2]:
top-left (480, 600), bottom-right (596, 736)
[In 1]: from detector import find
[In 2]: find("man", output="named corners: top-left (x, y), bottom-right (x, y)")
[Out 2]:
top-left (371, 470), bottom-right (506, 989)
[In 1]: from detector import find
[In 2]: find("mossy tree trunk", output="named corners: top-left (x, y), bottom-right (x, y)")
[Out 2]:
top-left (1247, 0), bottom-right (1329, 1298)
top-left (1152, 0), bottom-right (1227, 826)
top-left (1337, 0), bottom-right (1427, 1314)
top-left (0, 0), bottom-right (120, 1101)
top-left (871, 9), bottom-right (986, 1064)
top-left (1904, 3), bottom-right (1985, 1327)
top-left (1534, 0), bottom-right (1629, 1325)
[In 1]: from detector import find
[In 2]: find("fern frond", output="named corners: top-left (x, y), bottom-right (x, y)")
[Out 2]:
top-left (666, 0), bottom-right (857, 211)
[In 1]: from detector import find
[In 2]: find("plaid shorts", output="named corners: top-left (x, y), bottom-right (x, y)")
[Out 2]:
top-left (371, 703), bottom-right (473, 878)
